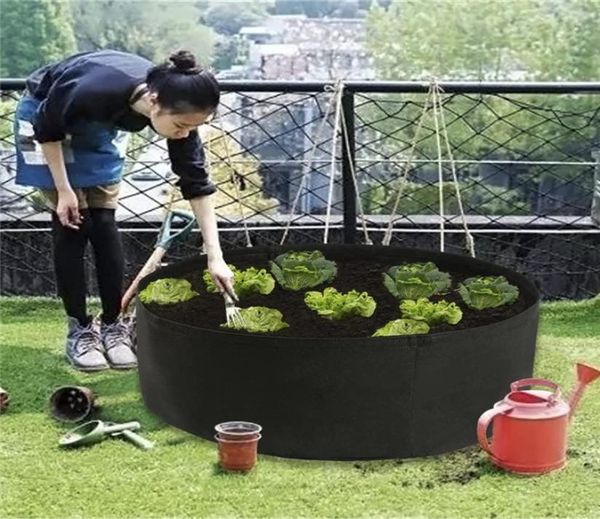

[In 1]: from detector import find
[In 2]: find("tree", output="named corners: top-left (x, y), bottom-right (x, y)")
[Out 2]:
top-left (212, 35), bottom-right (247, 71)
top-left (212, 37), bottom-right (236, 71)
top-left (0, 0), bottom-right (76, 77)
top-left (272, 0), bottom-right (359, 18)
top-left (71, 0), bottom-right (215, 66)
top-left (0, 96), bottom-right (16, 141)
top-left (361, 0), bottom-right (600, 216)
top-left (199, 2), bottom-right (269, 36)
top-left (366, 0), bottom-right (599, 82)
top-left (364, 0), bottom-right (599, 172)
top-left (518, 0), bottom-right (600, 82)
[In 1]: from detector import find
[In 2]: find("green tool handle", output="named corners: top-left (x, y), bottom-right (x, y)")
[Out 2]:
top-left (104, 421), bottom-right (140, 434)
top-left (120, 429), bottom-right (154, 450)
top-left (156, 209), bottom-right (196, 249)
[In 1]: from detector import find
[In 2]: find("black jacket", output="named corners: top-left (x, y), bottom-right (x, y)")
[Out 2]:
top-left (26, 49), bottom-right (216, 199)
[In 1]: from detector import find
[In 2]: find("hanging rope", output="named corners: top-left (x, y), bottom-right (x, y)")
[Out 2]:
top-left (382, 83), bottom-right (433, 246)
top-left (280, 82), bottom-right (342, 245)
top-left (214, 113), bottom-right (253, 248)
top-left (431, 80), bottom-right (446, 252)
top-left (434, 83), bottom-right (476, 257)
top-left (163, 175), bottom-right (178, 217)
top-left (382, 79), bottom-right (476, 256)
top-left (323, 80), bottom-right (345, 244)
top-left (211, 80), bottom-right (473, 255)
top-left (339, 98), bottom-right (373, 245)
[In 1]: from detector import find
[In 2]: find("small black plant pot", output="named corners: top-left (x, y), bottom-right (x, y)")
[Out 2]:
top-left (136, 244), bottom-right (539, 460)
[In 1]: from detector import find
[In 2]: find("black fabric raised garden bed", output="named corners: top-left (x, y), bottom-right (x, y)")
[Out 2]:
top-left (136, 244), bottom-right (539, 460)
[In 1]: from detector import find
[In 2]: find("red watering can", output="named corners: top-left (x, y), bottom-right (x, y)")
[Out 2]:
top-left (477, 362), bottom-right (600, 474)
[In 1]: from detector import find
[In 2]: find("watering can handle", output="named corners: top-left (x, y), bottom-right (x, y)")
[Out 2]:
top-left (477, 402), bottom-right (513, 455)
top-left (510, 378), bottom-right (561, 400)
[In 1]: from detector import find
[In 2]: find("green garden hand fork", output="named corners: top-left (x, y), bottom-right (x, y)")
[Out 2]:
top-left (121, 208), bottom-right (197, 314)
top-left (122, 207), bottom-right (245, 333)
top-left (118, 208), bottom-right (197, 346)
top-left (59, 420), bottom-right (154, 450)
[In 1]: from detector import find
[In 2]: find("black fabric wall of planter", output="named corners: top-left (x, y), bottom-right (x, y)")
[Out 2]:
top-left (136, 245), bottom-right (540, 460)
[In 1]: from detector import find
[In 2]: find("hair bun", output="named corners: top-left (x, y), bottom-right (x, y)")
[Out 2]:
top-left (169, 50), bottom-right (199, 74)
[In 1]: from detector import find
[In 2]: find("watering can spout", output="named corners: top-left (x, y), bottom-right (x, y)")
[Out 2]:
top-left (568, 363), bottom-right (600, 421)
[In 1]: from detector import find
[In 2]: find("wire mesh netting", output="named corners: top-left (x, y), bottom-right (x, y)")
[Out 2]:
top-left (1, 81), bottom-right (599, 299)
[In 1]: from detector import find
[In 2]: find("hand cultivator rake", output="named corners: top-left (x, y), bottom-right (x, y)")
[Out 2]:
top-left (116, 208), bottom-right (197, 343)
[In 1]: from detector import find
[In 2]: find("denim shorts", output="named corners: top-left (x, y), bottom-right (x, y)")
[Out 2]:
top-left (14, 94), bottom-right (129, 190)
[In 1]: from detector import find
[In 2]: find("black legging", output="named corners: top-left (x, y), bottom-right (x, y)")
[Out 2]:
top-left (52, 208), bottom-right (124, 324)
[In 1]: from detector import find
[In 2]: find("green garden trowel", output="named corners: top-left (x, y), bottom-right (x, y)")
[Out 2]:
top-left (59, 420), bottom-right (153, 450)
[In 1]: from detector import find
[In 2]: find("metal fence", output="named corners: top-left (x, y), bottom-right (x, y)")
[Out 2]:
top-left (1, 79), bottom-right (599, 299)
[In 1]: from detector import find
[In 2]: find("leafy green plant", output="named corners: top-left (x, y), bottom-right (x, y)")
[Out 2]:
top-left (139, 278), bottom-right (199, 305)
top-left (372, 319), bottom-right (430, 337)
top-left (304, 287), bottom-right (377, 320)
top-left (399, 298), bottom-right (463, 325)
top-left (270, 250), bottom-right (337, 291)
top-left (220, 307), bottom-right (289, 333)
top-left (203, 265), bottom-right (275, 297)
top-left (383, 262), bottom-right (451, 300)
top-left (458, 276), bottom-right (519, 310)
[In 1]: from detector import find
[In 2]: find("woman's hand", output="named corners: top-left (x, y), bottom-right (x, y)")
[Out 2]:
top-left (41, 142), bottom-right (81, 230)
top-left (188, 195), bottom-right (235, 298)
top-left (207, 256), bottom-right (237, 300)
top-left (56, 188), bottom-right (82, 230)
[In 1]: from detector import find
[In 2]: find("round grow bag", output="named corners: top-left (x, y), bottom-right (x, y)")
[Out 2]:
top-left (136, 244), bottom-right (539, 460)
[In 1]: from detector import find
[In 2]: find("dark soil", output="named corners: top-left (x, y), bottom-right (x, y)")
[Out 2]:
top-left (144, 256), bottom-right (530, 338)
top-left (434, 447), bottom-right (500, 485)
top-left (350, 447), bottom-right (498, 486)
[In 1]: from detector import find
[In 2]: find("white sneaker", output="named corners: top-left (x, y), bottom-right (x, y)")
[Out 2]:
top-left (66, 317), bottom-right (109, 372)
top-left (100, 317), bottom-right (138, 369)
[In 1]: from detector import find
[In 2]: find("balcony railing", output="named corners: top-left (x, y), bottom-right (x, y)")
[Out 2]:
top-left (1, 79), bottom-right (599, 299)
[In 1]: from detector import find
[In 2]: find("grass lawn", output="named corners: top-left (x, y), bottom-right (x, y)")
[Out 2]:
top-left (1, 296), bottom-right (599, 519)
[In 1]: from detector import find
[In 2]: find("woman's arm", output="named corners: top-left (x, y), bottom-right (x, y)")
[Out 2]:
top-left (41, 141), bottom-right (81, 229)
top-left (189, 194), bottom-right (235, 297)
top-left (167, 131), bottom-right (234, 295)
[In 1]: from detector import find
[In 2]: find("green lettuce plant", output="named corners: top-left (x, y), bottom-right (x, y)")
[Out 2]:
top-left (304, 287), bottom-right (377, 320)
top-left (458, 276), bottom-right (519, 310)
top-left (220, 307), bottom-right (289, 333)
top-left (270, 250), bottom-right (337, 291)
top-left (203, 265), bottom-right (275, 297)
top-left (383, 262), bottom-right (451, 300)
top-left (139, 278), bottom-right (199, 305)
top-left (399, 298), bottom-right (463, 325)
top-left (372, 319), bottom-right (430, 337)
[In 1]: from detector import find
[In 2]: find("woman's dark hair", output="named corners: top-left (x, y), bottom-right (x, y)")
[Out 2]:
top-left (146, 50), bottom-right (220, 114)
